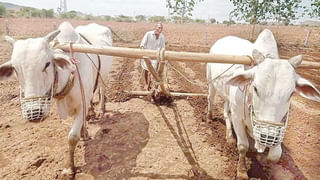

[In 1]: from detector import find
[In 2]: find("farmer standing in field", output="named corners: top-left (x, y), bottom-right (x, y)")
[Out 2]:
top-left (140, 22), bottom-right (166, 90)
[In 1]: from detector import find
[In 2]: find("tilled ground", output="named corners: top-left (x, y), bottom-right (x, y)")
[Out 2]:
top-left (0, 19), bottom-right (320, 180)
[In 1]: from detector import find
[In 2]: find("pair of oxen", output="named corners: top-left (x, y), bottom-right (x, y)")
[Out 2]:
top-left (0, 22), bottom-right (319, 179)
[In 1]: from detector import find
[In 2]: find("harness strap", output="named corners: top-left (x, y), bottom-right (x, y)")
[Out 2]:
top-left (53, 73), bottom-right (75, 99)
top-left (79, 33), bottom-right (103, 94)
top-left (69, 43), bottom-right (87, 132)
top-left (207, 64), bottom-right (235, 85)
top-left (93, 55), bottom-right (101, 94)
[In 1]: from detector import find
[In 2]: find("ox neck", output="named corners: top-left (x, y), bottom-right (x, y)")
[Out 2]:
top-left (53, 66), bottom-right (74, 98)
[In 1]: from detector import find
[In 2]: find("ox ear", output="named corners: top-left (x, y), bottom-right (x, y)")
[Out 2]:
top-left (295, 75), bottom-right (320, 102)
top-left (227, 70), bottom-right (254, 86)
top-left (289, 55), bottom-right (303, 68)
top-left (252, 49), bottom-right (265, 65)
top-left (53, 49), bottom-right (75, 71)
top-left (5, 36), bottom-right (16, 45)
top-left (44, 30), bottom-right (61, 43)
top-left (0, 61), bottom-right (14, 81)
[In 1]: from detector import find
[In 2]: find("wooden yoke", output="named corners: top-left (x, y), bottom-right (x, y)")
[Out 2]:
top-left (143, 56), bottom-right (170, 96)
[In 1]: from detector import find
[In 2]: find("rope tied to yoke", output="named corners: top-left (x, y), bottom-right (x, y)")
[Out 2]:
top-left (69, 43), bottom-right (87, 134)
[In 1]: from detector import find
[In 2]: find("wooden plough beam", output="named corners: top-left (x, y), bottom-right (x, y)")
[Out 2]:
top-left (56, 43), bottom-right (320, 97)
top-left (56, 43), bottom-right (253, 64)
top-left (56, 43), bottom-right (320, 68)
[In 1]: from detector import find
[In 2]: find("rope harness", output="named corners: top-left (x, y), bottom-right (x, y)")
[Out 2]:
top-left (78, 33), bottom-right (105, 94)
top-left (69, 43), bottom-right (87, 132)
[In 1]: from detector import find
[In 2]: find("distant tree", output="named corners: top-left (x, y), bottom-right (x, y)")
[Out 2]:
top-left (148, 16), bottom-right (166, 22)
top-left (270, 0), bottom-right (306, 25)
top-left (45, 9), bottom-right (54, 18)
top-left (60, 11), bottom-right (78, 19)
top-left (0, 5), bottom-right (6, 18)
top-left (103, 15), bottom-right (112, 21)
top-left (84, 14), bottom-right (95, 20)
top-left (169, 15), bottom-right (191, 23)
top-left (222, 19), bottom-right (236, 25)
top-left (195, 18), bottom-right (205, 23)
top-left (115, 15), bottom-right (133, 22)
top-left (170, 15), bottom-right (182, 23)
top-left (17, 7), bottom-right (33, 18)
top-left (230, 0), bottom-right (271, 24)
top-left (230, 0), bottom-right (272, 40)
top-left (166, 0), bottom-right (204, 23)
top-left (310, 0), bottom-right (320, 18)
top-left (6, 9), bottom-right (16, 18)
top-left (40, 9), bottom-right (54, 18)
top-left (230, 0), bottom-right (305, 25)
top-left (135, 15), bottom-right (146, 22)
top-left (209, 18), bottom-right (216, 24)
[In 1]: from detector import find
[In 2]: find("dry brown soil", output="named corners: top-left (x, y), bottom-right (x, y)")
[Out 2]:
top-left (0, 18), bottom-right (320, 180)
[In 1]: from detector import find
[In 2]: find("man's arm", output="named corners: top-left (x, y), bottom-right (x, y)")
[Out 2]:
top-left (140, 32), bottom-right (149, 48)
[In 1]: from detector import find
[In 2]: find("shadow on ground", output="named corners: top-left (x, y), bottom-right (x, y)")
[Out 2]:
top-left (80, 112), bottom-right (149, 179)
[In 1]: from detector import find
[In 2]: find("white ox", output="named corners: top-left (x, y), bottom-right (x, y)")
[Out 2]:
top-left (0, 21), bottom-right (112, 177)
top-left (207, 29), bottom-right (320, 179)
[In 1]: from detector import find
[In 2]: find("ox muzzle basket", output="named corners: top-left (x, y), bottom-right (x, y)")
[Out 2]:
top-left (20, 87), bottom-right (53, 121)
top-left (250, 105), bottom-right (289, 148)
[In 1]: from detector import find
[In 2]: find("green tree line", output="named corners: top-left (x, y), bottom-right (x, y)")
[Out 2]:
top-left (1, 0), bottom-right (320, 25)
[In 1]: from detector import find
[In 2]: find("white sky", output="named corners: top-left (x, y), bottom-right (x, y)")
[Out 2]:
top-left (1, 0), bottom-right (314, 22)
top-left (2, 0), bottom-right (235, 21)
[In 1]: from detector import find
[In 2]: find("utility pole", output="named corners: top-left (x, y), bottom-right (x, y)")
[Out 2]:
top-left (58, 0), bottom-right (67, 14)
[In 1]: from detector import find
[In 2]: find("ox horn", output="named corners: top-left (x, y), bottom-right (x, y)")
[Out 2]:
top-left (5, 36), bottom-right (16, 45)
top-left (44, 30), bottom-right (61, 43)
top-left (288, 55), bottom-right (303, 68)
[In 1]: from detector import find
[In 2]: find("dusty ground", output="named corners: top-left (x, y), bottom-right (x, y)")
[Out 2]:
top-left (0, 18), bottom-right (320, 180)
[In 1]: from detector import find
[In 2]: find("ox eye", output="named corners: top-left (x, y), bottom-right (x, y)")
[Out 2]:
top-left (42, 62), bottom-right (51, 72)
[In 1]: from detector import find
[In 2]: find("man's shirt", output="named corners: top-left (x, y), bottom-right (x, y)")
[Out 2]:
top-left (140, 30), bottom-right (165, 50)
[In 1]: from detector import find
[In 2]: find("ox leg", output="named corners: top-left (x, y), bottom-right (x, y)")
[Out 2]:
top-left (267, 144), bottom-right (282, 163)
top-left (237, 144), bottom-right (248, 179)
top-left (231, 112), bottom-right (249, 179)
top-left (62, 108), bottom-right (84, 177)
top-left (87, 101), bottom-right (96, 120)
top-left (207, 83), bottom-right (216, 119)
top-left (224, 101), bottom-right (235, 145)
top-left (99, 86), bottom-right (106, 115)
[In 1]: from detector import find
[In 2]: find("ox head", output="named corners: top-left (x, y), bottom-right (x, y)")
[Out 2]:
top-left (227, 49), bottom-right (320, 152)
top-left (0, 30), bottom-right (75, 121)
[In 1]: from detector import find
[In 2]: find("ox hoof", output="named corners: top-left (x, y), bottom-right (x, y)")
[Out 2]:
top-left (97, 111), bottom-right (107, 119)
top-left (58, 168), bottom-right (75, 180)
top-left (226, 136), bottom-right (236, 146)
top-left (80, 128), bottom-right (90, 141)
top-left (87, 109), bottom-right (96, 120)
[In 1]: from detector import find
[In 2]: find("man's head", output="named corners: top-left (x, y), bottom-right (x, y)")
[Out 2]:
top-left (154, 23), bottom-right (163, 35)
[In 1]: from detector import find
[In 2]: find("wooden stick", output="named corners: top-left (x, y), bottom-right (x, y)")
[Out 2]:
top-left (56, 43), bottom-right (253, 65)
top-left (143, 57), bottom-right (170, 95)
top-left (56, 43), bottom-right (320, 69)
top-left (125, 91), bottom-right (207, 97)
top-left (304, 30), bottom-right (312, 47)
